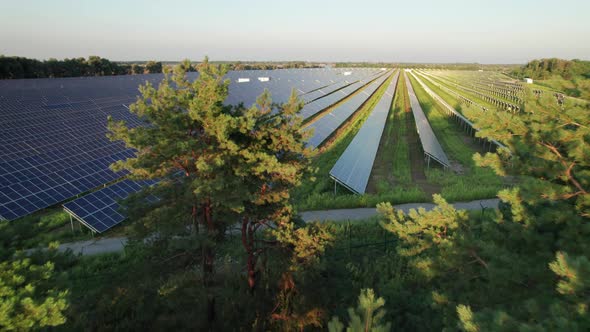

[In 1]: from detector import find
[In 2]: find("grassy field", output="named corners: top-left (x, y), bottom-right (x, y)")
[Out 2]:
top-left (407, 73), bottom-right (505, 201)
top-left (415, 72), bottom-right (468, 113)
top-left (422, 72), bottom-right (501, 110)
top-left (532, 75), bottom-right (590, 100)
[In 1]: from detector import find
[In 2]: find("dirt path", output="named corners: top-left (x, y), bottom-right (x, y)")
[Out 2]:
top-left (301, 198), bottom-right (499, 221)
top-left (33, 198), bottom-right (500, 256)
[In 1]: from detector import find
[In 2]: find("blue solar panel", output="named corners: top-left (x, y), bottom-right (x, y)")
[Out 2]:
top-left (300, 70), bottom-right (387, 120)
top-left (224, 68), bottom-right (382, 108)
top-left (305, 70), bottom-right (392, 148)
top-left (63, 179), bottom-right (157, 233)
top-left (0, 68), bottom-right (383, 221)
top-left (404, 72), bottom-right (451, 168)
top-left (329, 71), bottom-right (400, 194)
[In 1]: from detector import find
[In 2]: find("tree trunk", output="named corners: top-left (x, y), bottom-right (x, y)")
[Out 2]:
top-left (207, 292), bottom-right (216, 324)
top-left (241, 217), bottom-right (258, 292)
top-left (247, 251), bottom-right (257, 291)
top-left (202, 245), bottom-right (215, 286)
top-left (202, 199), bottom-right (216, 324)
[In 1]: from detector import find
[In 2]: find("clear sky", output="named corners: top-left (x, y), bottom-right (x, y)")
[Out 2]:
top-left (1, 0), bottom-right (588, 63)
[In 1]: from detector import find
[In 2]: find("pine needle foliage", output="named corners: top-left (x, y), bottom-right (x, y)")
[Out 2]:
top-left (328, 288), bottom-right (392, 332)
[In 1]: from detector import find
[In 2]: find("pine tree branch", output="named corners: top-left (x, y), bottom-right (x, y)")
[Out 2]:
top-left (469, 250), bottom-right (489, 270)
top-left (539, 142), bottom-right (588, 196)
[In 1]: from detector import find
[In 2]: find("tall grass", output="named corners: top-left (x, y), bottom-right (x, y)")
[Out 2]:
top-left (389, 72), bottom-right (412, 185)
top-left (0, 208), bottom-right (91, 251)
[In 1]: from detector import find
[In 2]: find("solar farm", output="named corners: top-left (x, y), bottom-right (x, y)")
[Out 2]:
top-left (0, 67), bottom-right (546, 233)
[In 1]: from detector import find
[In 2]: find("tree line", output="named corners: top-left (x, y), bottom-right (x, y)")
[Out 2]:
top-left (513, 58), bottom-right (590, 80)
top-left (0, 55), bottom-right (163, 79)
top-left (335, 62), bottom-right (520, 71)
top-left (228, 61), bottom-right (319, 70)
top-left (0, 56), bottom-right (325, 80)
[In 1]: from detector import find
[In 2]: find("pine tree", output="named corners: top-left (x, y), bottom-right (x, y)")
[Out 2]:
top-left (0, 249), bottom-right (68, 330)
top-left (378, 194), bottom-right (477, 281)
top-left (377, 90), bottom-right (589, 330)
top-left (107, 58), bottom-right (328, 325)
top-left (328, 288), bottom-right (392, 332)
top-left (453, 88), bottom-right (590, 330)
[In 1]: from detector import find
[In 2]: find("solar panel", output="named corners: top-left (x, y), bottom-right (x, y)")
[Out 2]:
top-left (0, 68), bottom-right (383, 221)
top-left (305, 70), bottom-right (392, 148)
top-left (63, 179), bottom-right (157, 233)
top-left (224, 68), bottom-right (382, 108)
top-left (0, 95), bottom-right (140, 221)
top-left (299, 71), bottom-right (387, 120)
top-left (300, 69), bottom-right (384, 103)
top-left (404, 72), bottom-right (451, 168)
top-left (329, 71), bottom-right (400, 194)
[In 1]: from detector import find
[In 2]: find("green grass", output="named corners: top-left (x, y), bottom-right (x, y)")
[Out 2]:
top-left (407, 73), bottom-right (504, 202)
top-left (295, 188), bottom-right (427, 211)
top-left (369, 71), bottom-right (413, 190)
top-left (389, 72), bottom-right (413, 185)
top-left (0, 208), bottom-right (95, 252)
top-left (415, 72), bottom-right (468, 113)
top-left (424, 73), bottom-right (500, 110)
top-left (533, 75), bottom-right (590, 100)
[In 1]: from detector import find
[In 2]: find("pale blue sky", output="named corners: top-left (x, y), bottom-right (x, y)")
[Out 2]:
top-left (1, 0), bottom-right (588, 63)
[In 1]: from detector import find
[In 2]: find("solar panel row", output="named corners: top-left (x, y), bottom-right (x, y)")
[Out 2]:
top-left (404, 72), bottom-right (451, 168)
top-left (300, 70), bottom-right (388, 120)
top-left (300, 70), bottom-right (386, 104)
top-left (225, 68), bottom-right (381, 108)
top-left (329, 71), bottom-right (400, 194)
top-left (305, 70), bottom-right (393, 148)
top-left (0, 68), bottom-right (382, 221)
top-left (0, 151), bottom-right (132, 221)
top-left (63, 179), bottom-right (158, 233)
top-left (410, 71), bottom-right (507, 151)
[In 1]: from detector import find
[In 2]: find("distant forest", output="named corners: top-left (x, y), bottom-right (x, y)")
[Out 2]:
top-left (229, 61), bottom-right (319, 70)
top-left (0, 56), bottom-right (323, 79)
top-left (0, 55), bottom-right (163, 79)
top-left (512, 58), bottom-right (590, 80)
top-left (512, 58), bottom-right (590, 99)
top-left (334, 62), bottom-right (520, 71)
